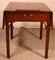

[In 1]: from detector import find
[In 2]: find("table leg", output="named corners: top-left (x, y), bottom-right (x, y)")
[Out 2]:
top-left (40, 22), bottom-right (43, 39)
top-left (50, 12), bottom-right (53, 29)
top-left (10, 23), bottom-right (13, 39)
top-left (2, 13), bottom-right (5, 29)
top-left (45, 22), bottom-right (50, 58)
top-left (6, 21), bottom-right (10, 58)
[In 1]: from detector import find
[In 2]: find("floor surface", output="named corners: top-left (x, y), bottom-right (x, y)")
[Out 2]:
top-left (0, 28), bottom-right (55, 60)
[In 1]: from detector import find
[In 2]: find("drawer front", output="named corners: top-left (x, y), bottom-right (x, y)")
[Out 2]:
top-left (7, 13), bottom-right (49, 22)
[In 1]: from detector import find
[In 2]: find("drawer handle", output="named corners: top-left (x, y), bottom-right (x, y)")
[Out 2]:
top-left (23, 14), bottom-right (33, 18)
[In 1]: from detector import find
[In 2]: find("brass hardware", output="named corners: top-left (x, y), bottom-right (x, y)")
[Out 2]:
top-left (23, 14), bottom-right (33, 18)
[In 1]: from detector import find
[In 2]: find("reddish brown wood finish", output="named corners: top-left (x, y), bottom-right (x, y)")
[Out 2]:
top-left (7, 12), bottom-right (50, 22)
top-left (40, 22), bottom-right (43, 39)
top-left (6, 18), bottom-right (10, 58)
top-left (4, 2), bottom-right (53, 59)
top-left (10, 23), bottom-right (13, 39)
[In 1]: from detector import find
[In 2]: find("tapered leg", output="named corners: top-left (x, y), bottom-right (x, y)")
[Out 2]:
top-left (50, 12), bottom-right (53, 29)
top-left (40, 22), bottom-right (43, 39)
top-left (45, 22), bottom-right (50, 58)
top-left (2, 13), bottom-right (5, 29)
top-left (2, 18), bottom-right (5, 29)
top-left (6, 21), bottom-right (10, 58)
top-left (10, 23), bottom-right (13, 39)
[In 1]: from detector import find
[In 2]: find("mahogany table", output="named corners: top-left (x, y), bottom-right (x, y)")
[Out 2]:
top-left (3, 2), bottom-right (53, 58)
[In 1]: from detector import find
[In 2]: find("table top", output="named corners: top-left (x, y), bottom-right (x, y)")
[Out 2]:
top-left (5, 2), bottom-right (52, 12)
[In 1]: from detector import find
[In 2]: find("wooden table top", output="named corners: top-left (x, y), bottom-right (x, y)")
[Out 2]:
top-left (5, 2), bottom-right (51, 12)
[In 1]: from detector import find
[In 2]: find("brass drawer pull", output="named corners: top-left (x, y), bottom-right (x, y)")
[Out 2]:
top-left (23, 14), bottom-right (33, 18)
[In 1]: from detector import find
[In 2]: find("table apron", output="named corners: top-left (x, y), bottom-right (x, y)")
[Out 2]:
top-left (6, 13), bottom-right (50, 22)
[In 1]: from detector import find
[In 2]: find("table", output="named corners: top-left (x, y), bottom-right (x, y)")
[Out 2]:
top-left (3, 2), bottom-right (53, 58)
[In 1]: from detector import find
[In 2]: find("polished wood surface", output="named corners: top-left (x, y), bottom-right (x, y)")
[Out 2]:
top-left (3, 2), bottom-right (53, 28)
top-left (6, 13), bottom-right (50, 22)
top-left (3, 2), bottom-right (53, 59)
top-left (5, 2), bottom-right (51, 11)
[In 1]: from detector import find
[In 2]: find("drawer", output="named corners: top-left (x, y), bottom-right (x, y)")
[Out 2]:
top-left (7, 13), bottom-right (49, 22)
